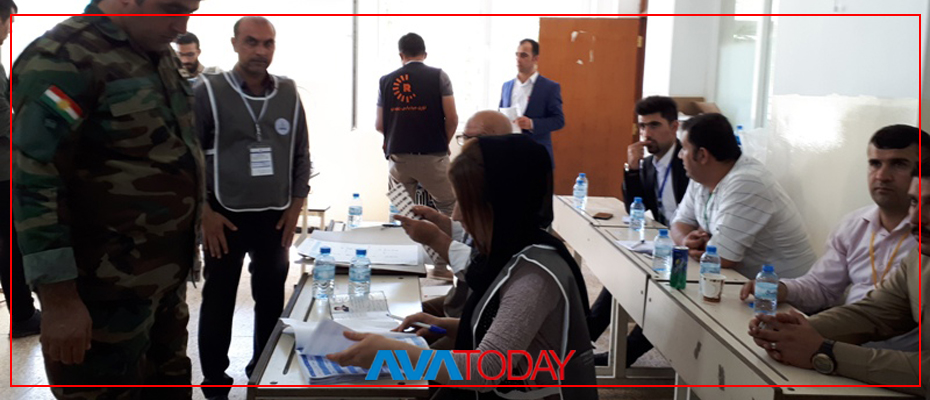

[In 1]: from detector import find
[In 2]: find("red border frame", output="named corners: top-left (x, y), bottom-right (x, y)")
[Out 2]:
top-left (5, 12), bottom-right (924, 392)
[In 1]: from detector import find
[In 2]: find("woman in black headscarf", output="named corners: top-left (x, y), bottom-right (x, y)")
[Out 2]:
top-left (328, 135), bottom-right (597, 399)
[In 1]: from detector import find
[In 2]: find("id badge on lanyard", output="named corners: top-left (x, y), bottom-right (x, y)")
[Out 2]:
top-left (235, 79), bottom-right (273, 178)
top-left (249, 144), bottom-right (274, 177)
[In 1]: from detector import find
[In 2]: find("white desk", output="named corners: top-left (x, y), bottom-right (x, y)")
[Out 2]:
top-left (553, 195), bottom-right (650, 327)
top-left (555, 195), bottom-right (662, 228)
top-left (553, 195), bottom-right (672, 385)
top-left (599, 227), bottom-right (749, 284)
top-left (643, 283), bottom-right (913, 399)
top-left (248, 274), bottom-right (429, 399)
top-left (553, 195), bottom-right (912, 398)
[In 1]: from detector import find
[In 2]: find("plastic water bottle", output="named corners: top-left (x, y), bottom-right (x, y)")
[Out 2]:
top-left (388, 204), bottom-right (400, 226)
top-left (312, 247), bottom-right (336, 299)
top-left (754, 264), bottom-right (779, 316)
top-left (735, 125), bottom-right (744, 148)
top-left (347, 193), bottom-right (363, 229)
top-left (629, 197), bottom-right (646, 240)
top-left (348, 249), bottom-right (371, 296)
top-left (700, 246), bottom-right (721, 275)
top-left (651, 229), bottom-right (673, 273)
top-left (572, 173), bottom-right (588, 209)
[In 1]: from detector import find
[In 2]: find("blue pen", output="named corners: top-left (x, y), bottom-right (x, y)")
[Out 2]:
top-left (388, 314), bottom-right (447, 335)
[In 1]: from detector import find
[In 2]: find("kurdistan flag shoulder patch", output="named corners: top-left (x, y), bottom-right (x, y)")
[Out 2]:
top-left (40, 85), bottom-right (83, 125)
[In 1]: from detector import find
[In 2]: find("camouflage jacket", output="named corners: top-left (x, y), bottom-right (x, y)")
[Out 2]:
top-left (12, 4), bottom-right (205, 300)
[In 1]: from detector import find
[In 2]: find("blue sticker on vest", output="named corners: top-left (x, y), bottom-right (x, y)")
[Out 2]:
top-left (275, 118), bottom-right (291, 135)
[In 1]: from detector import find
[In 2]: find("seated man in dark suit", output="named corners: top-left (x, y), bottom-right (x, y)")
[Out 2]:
top-left (589, 96), bottom-right (690, 366)
top-left (499, 38), bottom-right (564, 165)
top-left (622, 96), bottom-right (690, 225)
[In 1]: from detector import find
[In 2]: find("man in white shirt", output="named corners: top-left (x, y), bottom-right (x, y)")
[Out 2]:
top-left (740, 125), bottom-right (925, 351)
top-left (672, 113), bottom-right (817, 279)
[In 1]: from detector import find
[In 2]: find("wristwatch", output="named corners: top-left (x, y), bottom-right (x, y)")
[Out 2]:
top-left (624, 162), bottom-right (639, 172)
top-left (811, 339), bottom-right (837, 375)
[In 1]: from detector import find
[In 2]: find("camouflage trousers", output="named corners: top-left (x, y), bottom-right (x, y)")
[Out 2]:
top-left (45, 282), bottom-right (192, 400)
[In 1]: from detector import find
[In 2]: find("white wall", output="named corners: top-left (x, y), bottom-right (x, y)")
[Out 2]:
top-left (668, 2), bottom-right (722, 99)
top-left (642, 1), bottom-right (674, 96)
top-left (766, 0), bottom-right (926, 254)
top-left (772, 16), bottom-right (920, 98)
top-left (642, 0), bottom-right (723, 99)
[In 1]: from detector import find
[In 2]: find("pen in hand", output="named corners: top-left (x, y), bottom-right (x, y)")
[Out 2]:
top-left (388, 314), bottom-right (447, 335)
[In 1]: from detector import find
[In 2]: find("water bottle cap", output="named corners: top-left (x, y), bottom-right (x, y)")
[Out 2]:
top-left (762, 264), bottom-right (774, 273)
top-left (320, 247), bottom-right (331, 254)
top-left (579, 173), bottom-right (586, 178)
top-left (352, 193), bottom-right (360, 199)
top-left (659, 229), bottom-right (668, 236)
top-left (633, 196), bottom-right (643, 203)
top-left (706, 245), bottom-right (716, 253)
top-left (737, 125), bottom-right (743, 130)
top-left (356, 249), bottom-right (367, 256)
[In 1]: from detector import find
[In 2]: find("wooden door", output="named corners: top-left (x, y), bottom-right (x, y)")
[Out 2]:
top-left (539, 18), bottom-right (645, 199)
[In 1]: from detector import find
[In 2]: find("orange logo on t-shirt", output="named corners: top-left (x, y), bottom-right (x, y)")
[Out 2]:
top-left (392, 74), bottom-right (417, 103)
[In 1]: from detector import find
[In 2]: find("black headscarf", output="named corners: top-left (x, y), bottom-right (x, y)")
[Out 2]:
top-left (453, 135), bottom-right (591, 352)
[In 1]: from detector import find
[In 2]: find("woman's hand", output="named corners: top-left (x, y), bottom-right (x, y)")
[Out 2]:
top-left (391, 312), bottom-right (460, 341)
top-left (326, 331), bottom-right (422, 368)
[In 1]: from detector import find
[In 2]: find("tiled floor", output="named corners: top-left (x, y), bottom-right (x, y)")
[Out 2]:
top-left (2, 246), bottom-right (673, 400)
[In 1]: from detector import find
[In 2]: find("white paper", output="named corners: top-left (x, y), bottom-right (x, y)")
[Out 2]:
top-left (498, 107), bottom-right (522, 133)
top-left (281, 317), bottom-right (422, 356)
top-left (617, 240), bottom-right (654, 255)
top-left (422, 285), bottom-right (452, 300)
top-left (297, 238), bottom-right (419, 265)
top-left (330, 293), bottom-right (400, 333)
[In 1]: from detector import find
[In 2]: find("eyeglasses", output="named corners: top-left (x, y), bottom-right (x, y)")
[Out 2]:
top-left (455, 133), bottom-right (479, 146)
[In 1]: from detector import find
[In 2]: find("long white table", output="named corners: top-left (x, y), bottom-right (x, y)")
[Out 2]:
top-left (565, 195), bottom-right (663, 228)
top-left (600, 226), bottom-right (749, 284)
top-left (553, 195), bottom-right (673, 384)
top-left (553, 195), bottom-right (913, 399)
top-left (645, 283), bottom-right (912, 399)
top-left (248, 274), bottom-right (428, 399)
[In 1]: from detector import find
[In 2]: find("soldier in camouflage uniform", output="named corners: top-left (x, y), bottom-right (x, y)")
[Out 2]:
top-left (12, 0), bottom-right (203, 398)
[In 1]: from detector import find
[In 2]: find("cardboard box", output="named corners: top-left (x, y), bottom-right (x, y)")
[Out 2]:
top-left (671, 96), bottom-right (721, 116)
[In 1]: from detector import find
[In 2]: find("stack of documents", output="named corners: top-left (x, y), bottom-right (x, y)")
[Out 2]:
top-left (297, 237), bottom-right (420, 265)
top-left (281, 293), bottom-right (429, 384)
top-left (294, 328), bottom-right (427, 384)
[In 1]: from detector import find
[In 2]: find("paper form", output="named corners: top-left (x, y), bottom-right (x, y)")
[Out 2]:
top-left (297, 238), bottom-right (420, 265)
top-left (498, 107), bottom-right (522, 133)
top-left (617, 240), bottom-right (655, 255)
